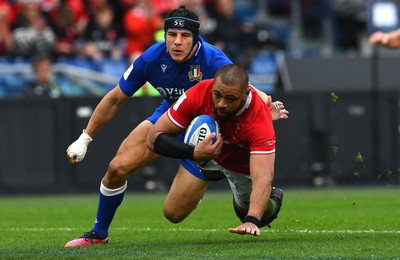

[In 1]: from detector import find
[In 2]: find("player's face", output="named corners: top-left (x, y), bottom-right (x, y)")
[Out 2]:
top-left (166, 29), bottom-right (194, 63)
top-left (212, 79), bottom-right (249, 120)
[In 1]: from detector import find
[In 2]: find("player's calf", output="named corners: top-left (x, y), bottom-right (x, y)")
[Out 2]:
top-left (233, 187), bottom-right (283, 228)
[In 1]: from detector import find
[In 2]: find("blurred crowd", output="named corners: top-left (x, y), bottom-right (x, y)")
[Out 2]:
top-left (0, 0), bottom-right (375, 98)
top-left (0, 0), bottom-right (289, 64)
top-left (0, 0), bottom-right (171, 61)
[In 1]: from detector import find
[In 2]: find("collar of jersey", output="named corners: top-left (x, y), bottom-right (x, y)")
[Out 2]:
top-left (235, 90), bottom-right (252, 116)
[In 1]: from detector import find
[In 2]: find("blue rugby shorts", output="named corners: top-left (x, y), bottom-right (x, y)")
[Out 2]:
top-left (146, 100), bottom-right (209, 181)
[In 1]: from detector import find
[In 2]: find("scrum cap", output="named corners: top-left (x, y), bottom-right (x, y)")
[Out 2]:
top-left (164, 6), bottom-right (200, 44)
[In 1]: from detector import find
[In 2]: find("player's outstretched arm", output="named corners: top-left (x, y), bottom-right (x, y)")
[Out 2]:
top-left (229, 154), bottom-right (274, 237)
top-left (66, 85), bottom-right (130, 165)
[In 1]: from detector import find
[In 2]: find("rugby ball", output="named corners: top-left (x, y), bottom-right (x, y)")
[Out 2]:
top-left (184, 115), bottom-right (219, 147)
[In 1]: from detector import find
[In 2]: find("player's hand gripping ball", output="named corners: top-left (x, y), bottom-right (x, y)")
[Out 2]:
top-left (184, 114), bottom-right (219, 165)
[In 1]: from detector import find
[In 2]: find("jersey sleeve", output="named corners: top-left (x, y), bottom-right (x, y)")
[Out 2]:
top-left (118, 56), bottom-right (148, 96)
top-left (248, 103), bottom-right (276, 155)
top-left (167, 86), bottom-right (202, 129)
top-left (206, 45), bottom-right (232, 72)
top-left (250, 133), bottom-right (276, 155)
top-left (213, 55), bottom-right (232, 69)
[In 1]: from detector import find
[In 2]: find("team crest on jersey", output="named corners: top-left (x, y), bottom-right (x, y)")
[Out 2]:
top-left (234, 122), bottom-right (241, 135)
top-left (188, 65), bottom-right (202, 82)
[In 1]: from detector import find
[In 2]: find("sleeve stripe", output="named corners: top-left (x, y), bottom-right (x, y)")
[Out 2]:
top-left (167, 110), bottom-right (186, 129)
top-left (250, 149), bottom-right (275, 155)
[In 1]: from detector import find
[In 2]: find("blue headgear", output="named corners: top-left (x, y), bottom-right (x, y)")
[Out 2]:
top-left (164, 6), bottom-right (200, 56)
top-left (164, 16), bottom-right (200, 44)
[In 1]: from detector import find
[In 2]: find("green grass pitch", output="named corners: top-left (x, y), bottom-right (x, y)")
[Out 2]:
top-left (0, 186), bottom-right (399, 259)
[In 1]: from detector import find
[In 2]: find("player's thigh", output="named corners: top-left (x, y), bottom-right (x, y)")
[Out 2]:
top-left (164, 165), bottom-right (209, 221)
top-left (106, 120), bottom-right (159, 177)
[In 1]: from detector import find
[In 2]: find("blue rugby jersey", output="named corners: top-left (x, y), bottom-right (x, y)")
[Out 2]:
top-left (118, 37), bottom-right (232, 105)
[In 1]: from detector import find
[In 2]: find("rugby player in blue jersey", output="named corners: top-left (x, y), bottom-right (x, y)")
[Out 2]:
top-left (65, 6), bottom-right (288, 247)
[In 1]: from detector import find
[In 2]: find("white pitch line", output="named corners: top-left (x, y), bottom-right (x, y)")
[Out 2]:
top-left (1, 227), bottom-right (400, 234)
top-left (275, 229), bottom-right (400, 234)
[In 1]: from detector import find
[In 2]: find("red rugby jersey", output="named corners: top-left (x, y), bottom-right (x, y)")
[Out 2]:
top-left (167, 79), bottom-right (276, 174)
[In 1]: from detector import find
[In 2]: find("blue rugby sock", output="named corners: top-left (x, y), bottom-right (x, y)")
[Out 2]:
top-left (92, 179), bottom-right (127, 238)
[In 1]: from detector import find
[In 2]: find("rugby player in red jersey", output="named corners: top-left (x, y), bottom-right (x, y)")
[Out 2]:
top-left (147, 64), bottom-right (283, 236)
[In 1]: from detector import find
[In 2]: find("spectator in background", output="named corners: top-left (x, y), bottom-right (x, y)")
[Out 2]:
top-left (14, 1), bottom-right (41, 27)
top-left (57, 0), bottom-right (110, 51)
top-left (206, 0), bottom-right (254, 67)
top-left (87, 0), bottom-right (115, 20)
top-left (81, 4), bottom-right (122, 60)
top-left (331, 0), bottom-right (366, 53)
top-left (50, 3), bottom-right (79, 57)
top-left (0, 1), bottom-right (16, 55)
top-left (150, 0), bottom-right (180, 16)
top-left (182, 0), bottom-right (216, 39)
top-left (63, 0), bottom-right (90, 37)
top-left (13, 2), bottom-right (56, 57)
top-left (300, 0), bottom-right (328, 39)
top-left (14, 0), bottom-right (58, 24)
top-left (15, 0), bottom-right (59, 16)
top-left (23, 54), bottom-right (63, 98)
top-left (123, 0), bottom-right (162, 63)
top-left (88, 0), bottom-right (110, 13)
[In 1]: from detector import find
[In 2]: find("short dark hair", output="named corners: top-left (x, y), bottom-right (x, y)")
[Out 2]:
top-left (164, 6), bottom-right (200, 44)
top-left (215, 64), bottom-right (249, 92)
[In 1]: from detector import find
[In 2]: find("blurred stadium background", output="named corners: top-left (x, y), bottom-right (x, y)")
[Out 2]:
top-left (1, 0), bottom-right (400, 195)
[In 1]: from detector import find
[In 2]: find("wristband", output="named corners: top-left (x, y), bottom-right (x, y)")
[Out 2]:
top-left (244, 215), bottom-right (260, 227)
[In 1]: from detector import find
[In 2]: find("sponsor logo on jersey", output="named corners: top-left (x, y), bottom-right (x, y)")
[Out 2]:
top-left (155, 87), bottom-right (186, 100)
top-left (188, 65), bottom-right (202, 81)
